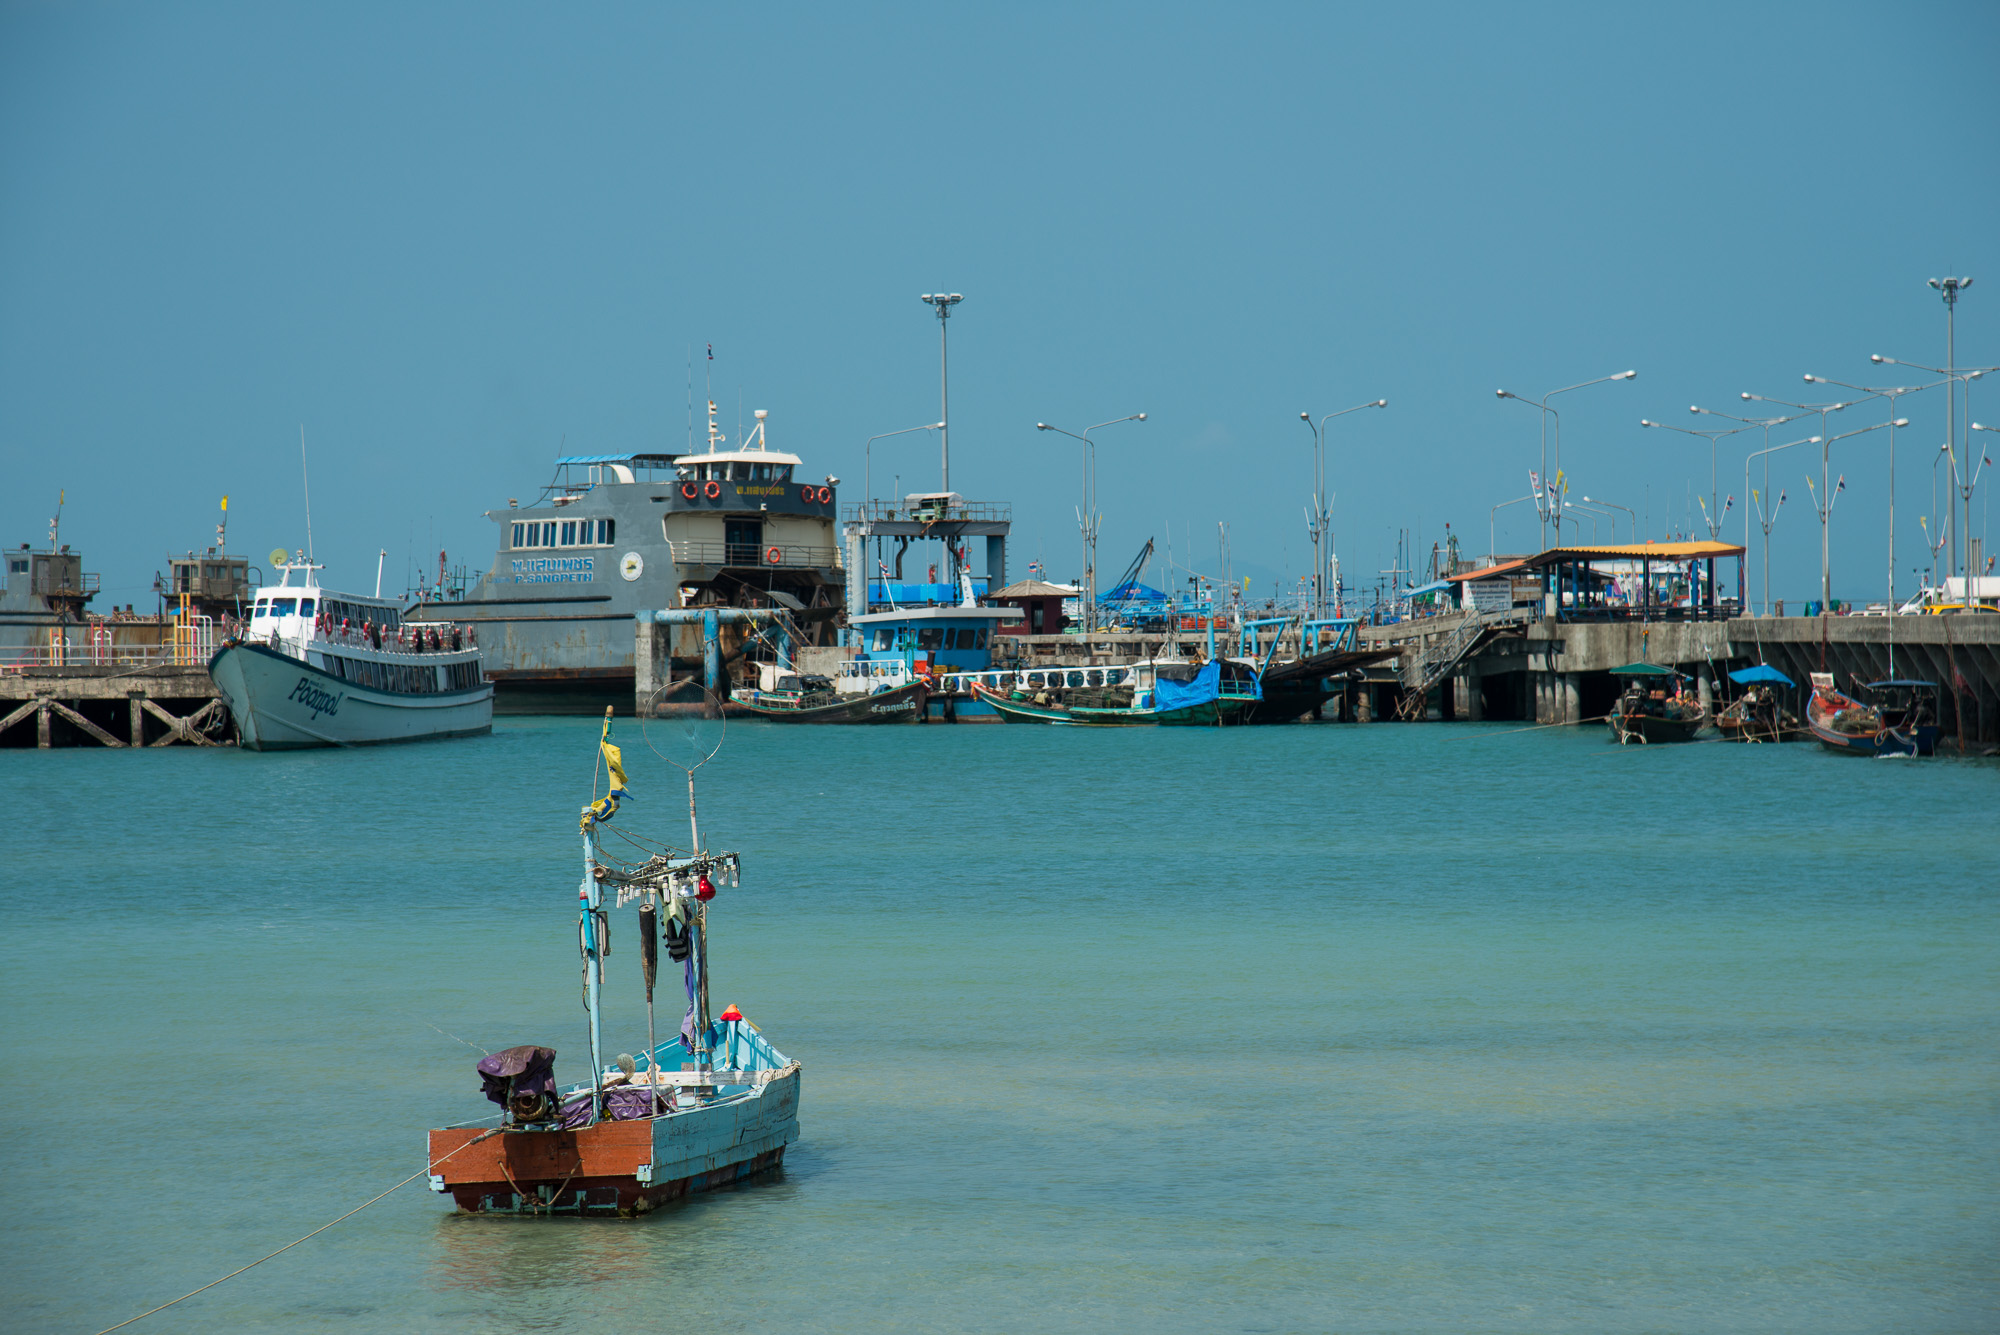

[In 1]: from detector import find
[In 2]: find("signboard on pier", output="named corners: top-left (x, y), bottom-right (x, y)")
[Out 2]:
top-left (1464, 580), bottom-right (1512, 613)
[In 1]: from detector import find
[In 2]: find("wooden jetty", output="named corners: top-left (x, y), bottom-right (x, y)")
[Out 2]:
top-left (0, 664), bottom-right (231, 748)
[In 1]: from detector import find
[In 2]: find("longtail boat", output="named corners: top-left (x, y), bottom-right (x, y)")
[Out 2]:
top-left (1606, 662), bottom-right (1707, 744)
top-left (969, 657), bottom-right (1258, 726)
top-left (426, 708), bottom-right (800, 1216)
top-left (734, 675), bottom-right (926, 723)
top-left (1806, 673), bottom-right (1940, 757)
top-left (1714, 663), bottom-right (1805, 743)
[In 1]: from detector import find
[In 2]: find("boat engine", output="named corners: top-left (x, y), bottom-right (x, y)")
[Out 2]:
top-left (476, 1045), bottom-right (559, 1125)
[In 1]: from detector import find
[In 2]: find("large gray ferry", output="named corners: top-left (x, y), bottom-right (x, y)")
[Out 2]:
top-left (414, 403), bottom-right (846, 712)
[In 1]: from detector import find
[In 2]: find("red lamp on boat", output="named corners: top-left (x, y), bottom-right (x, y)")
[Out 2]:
top-left (696, 874), bottom-right (715, 902)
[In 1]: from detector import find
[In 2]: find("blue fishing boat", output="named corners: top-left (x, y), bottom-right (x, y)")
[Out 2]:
top-left (427, 710), bottom-right (800, 1215)
top-left (969, 657), bottom-right (1259, 726)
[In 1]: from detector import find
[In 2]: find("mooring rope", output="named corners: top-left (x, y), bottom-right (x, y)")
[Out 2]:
top-left (93, 1127), bottom-right (502, 1335)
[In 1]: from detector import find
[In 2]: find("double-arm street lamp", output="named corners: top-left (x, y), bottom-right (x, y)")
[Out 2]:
top-left (1034, 414), bottom-right (1147, 633)
top-left (1743, 434), bottom-right (1817, 614)
top-left (1639, 418), bottom-right (1754, 537)
top-left (1299, 399), bottom-right (1387, 619)
top-left (1870, 352), bottom-right (1995, 593)
top-left (1690, 404), bottom-right (1814, 555)
top-left (1496, 370), bottom-right (1638, 551)
top-left (1581, 495), bottom-right (1636, 543)
top-left (1803, 372), bottom-right (1940, 619)
top-left (1808, 419), bottom-right (1908, 613)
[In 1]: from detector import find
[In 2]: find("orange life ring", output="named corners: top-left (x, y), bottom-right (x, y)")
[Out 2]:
top-left (817, 486), bottom-right (832, 504)
top-left (765, 546), bottom-right (783, 566)
top-left (681, 482), bottom-right (698, 500)
top-left (704, 480), bottom-right (721, 499)
top-left (800, 484), bottom-right (815, 503)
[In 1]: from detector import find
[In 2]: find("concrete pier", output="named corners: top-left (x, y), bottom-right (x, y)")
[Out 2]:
top-left (0, 665), bottom-right (230, 747)
top-left (1372, 611), bottom-right (2000, 746)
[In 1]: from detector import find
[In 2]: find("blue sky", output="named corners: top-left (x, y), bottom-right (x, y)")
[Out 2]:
top-left (3, 2), bottom-right (1995, 610)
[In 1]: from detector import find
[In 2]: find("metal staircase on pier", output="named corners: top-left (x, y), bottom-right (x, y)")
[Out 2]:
top-left (1393, 609), bottom-right (1525, 720)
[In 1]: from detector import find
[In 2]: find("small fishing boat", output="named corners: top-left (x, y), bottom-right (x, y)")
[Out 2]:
top-left (1714, 664), bottom-right (1805, 743)
top-left (427, 711), bottom-right (800, 1215)
top-left (1606, 662), bottom-right (1707, 744)
top-left (970, 657), bottom-right (1258, 726)
top-left (736, 673), bottom-right (926, 723)
top-left (1805, 673), bottom-right (1940, 757)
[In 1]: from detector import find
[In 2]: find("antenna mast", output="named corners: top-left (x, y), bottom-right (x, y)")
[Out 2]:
top-left (299, 425), bottom-right (315, 560)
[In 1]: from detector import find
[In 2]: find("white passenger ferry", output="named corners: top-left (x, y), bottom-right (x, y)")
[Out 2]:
top-left (208, 559), bottom-right (493, 750)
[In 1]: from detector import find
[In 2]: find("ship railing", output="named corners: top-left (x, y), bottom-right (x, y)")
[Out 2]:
top-left (667, 541), bottom-right (841, 569)
top-left (841, 500), bottom-right (1014, 524)
top-left (314, 623), bottom-right (479, 655)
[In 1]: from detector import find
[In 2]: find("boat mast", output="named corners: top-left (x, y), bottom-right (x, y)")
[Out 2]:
top-left (579, 824), bottom-right (606, 1123)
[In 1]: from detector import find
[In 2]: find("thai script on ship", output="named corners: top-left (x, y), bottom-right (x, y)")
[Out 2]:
top-left (511, 556), bottom-right (596, 584)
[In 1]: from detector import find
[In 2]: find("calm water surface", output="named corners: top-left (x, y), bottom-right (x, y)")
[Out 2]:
top-left (3, 720), bottom-right (1996, 1333)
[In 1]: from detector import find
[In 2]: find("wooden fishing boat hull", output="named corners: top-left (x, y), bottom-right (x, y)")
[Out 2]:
top-left (1806, 688), bottom-right (1938, 756)
top-left (1714, 716), bottom-right (1807, 743)
top-left (1607, 708), bottom-right (1705, 744)
top-left (969, 682), bottom-right (1249, 726)
top-left (428, 1065), bottom-right (801, 1217)
top-left (736, 680), bottom-right (927, 723)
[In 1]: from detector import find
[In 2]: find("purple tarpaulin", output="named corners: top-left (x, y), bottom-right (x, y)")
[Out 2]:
top-left (476, 1045), bottom-right (557, 1109)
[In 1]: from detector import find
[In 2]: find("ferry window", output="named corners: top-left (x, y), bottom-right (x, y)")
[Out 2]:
top-left (676, 464), bottom-right (695, 480)
top-left (271, 599), bottom-right (297, 616)
top-left (1066, 671), bottom-right (1084, 688)
top-left (1027, 672), bottom-right (1044, 687)
top-left (560, 520), bottom-right (577, 546)
top-left (542, 522), bottom-right (557, 546)
top-left (596, 519), bottom-right (615, 544)
top-left (776, 465), bottom-right (793, 483)
top-left (872, 629), bottom-right (893, 651)
top-left (299, 600), bottom-right (315, 617)
top-left (1087, 670), bottom-right (1103, 687)
top-left (731, 462), bottom-right (751, 481)
top-left (942, 628), bottom-right (958, 650)
top-left (975, 629), bottom-right (989, 649)
top-left (917, 627), bottom-right (943, 650)
top-left (753, 463), bottom-right (772, 482)
top-left (1106, 668), bottom-right (1126, 685)
top-left (511, 523), bottom-right (524, 548)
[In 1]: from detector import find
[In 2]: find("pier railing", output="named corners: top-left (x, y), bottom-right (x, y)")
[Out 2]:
top-left (1, 618), bottom-right (217, 671)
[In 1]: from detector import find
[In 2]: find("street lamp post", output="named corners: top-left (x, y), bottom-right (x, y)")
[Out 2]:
top-left (1639, 418), bottom-right (1754, 537)
top-left (1299, 399), bottom-right (1387, 619)
top-left (919, 293), bottom-right (963, 491)
top-left (1808, 419), bottom-right (1908, 612)
top-left (1034, 414), bottom-right (1147, 634)
top-left (1582, 495), bottom-right (1636, 543)
top-left (1691, 404), bottom-right (1815, 555)
top-left (1496, 370), bottom-right (1638, 551)
top-left (864, 423), bottom-right (948, 518)
top-left (1870, 349), bottom-right (1994, 598)
top-left (1743, 434), bottom-right (1816, 614)
top-left (1490, 494), bottom-right (1533, 562)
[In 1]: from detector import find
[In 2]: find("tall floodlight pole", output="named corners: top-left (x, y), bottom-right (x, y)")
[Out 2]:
top-left (1808, 419), bottom-right (1907, 612)
top-left (1639, 418), bottom-right (1755, 537)
top-left (1497, 370), bottom-right (1637, 550)
top-left (1035, 414), bottom-right (1147, 633)
top-left (1743, 435), bottom-right (1816, 614)
top-left (919, 294), bottom-right (963, 491)
top-left (1299, 399), bottom-right (1387, 619)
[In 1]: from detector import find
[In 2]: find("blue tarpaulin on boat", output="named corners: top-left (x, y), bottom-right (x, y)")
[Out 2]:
top-left (1152, 660), bottom-right (1221, 712)
top-left (1728, 664), bottom-right (1796, 687)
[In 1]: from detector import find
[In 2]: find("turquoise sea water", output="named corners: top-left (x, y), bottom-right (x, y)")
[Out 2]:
top-left (3, 720), bottom-right (1996, 1334)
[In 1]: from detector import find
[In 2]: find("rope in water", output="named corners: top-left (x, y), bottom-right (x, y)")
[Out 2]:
top-left (94, 1127), bottom-right (502, 1335)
